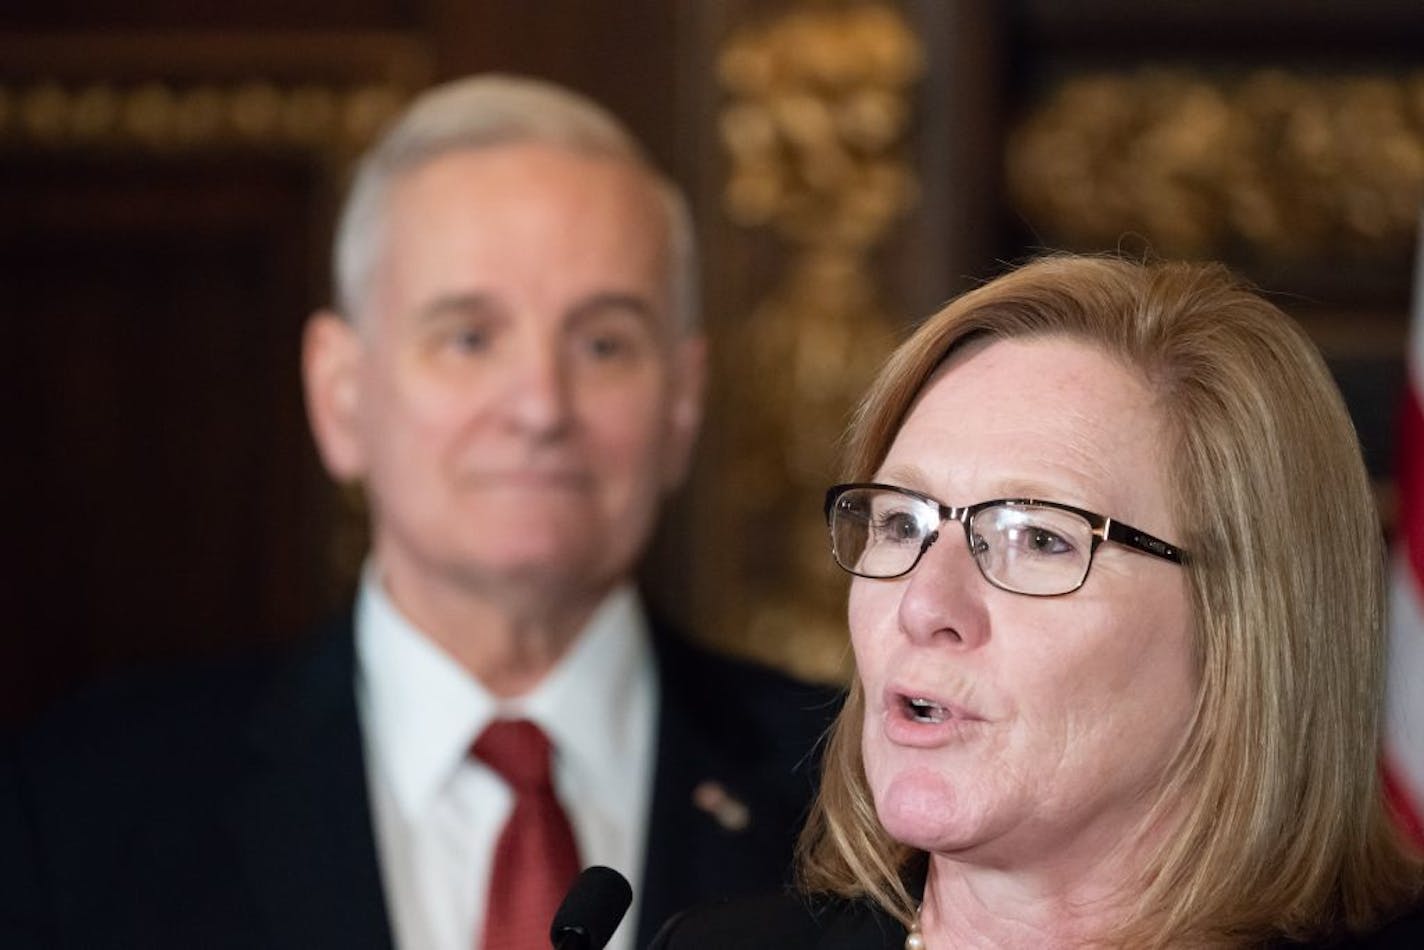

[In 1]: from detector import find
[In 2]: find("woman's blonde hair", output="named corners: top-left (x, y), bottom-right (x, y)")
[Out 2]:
top-left (798, 255), bottom-right (1422, 946)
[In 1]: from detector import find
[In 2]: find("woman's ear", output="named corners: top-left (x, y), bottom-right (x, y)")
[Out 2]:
top-left (302, 310), bottom-right (366, 482)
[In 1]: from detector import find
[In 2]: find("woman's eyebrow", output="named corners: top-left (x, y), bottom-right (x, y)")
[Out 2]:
top-left (872, 463), bottom-right (932, 492)
top-left (872, 463), bottom-right (1102, 508)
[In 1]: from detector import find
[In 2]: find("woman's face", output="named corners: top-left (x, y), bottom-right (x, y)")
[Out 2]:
top-left (852, 335), bottom-right (1197, 872)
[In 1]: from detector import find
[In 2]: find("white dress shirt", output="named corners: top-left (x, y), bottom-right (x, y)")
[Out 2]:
top-left (355, 569), bottom-right (658, 950)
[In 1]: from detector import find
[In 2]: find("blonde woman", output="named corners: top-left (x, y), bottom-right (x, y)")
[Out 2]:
top-left (654, 256), bottom-right (1423, 948)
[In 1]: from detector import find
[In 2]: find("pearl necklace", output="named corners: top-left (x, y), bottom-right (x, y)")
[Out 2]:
top-left (904, 903), bottom-right (925, 950)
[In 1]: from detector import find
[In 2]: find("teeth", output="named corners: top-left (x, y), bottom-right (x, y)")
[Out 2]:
top-left (905, 697), bottom-right (948, 724)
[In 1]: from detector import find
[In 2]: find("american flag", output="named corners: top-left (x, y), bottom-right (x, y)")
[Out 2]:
top-left (1384, 209), bottom-right (1424, 846)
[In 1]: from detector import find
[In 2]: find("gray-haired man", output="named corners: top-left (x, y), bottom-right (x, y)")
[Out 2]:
top-left (9, 76), bottom-right (835, 950)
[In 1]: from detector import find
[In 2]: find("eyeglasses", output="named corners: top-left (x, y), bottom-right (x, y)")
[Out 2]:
top-left (824, 483), bottom-right (1185, 597)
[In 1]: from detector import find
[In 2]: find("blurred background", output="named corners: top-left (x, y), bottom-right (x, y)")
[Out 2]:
top-left (5, 0), bottom-right (1423, 726)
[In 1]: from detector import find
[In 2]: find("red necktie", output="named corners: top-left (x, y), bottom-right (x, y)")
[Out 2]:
top-left (472, 719), bottom-right (582, 950)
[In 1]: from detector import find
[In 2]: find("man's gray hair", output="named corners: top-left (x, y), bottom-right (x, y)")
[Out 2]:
top-left (333, 74), bottom-right (698, 332)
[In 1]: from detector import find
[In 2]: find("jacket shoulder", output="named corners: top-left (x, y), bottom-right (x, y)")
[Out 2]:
top-left (653, 630), bottom-right (843, 766)
top-left (650, 892), bottom-right (904, 949)
top-left (1348, 899), bottom-right (1424, 948)
top-left (13, 615), bottom-right (353, 810)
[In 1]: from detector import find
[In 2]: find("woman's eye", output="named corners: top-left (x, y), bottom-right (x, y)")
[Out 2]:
top-left (1031, 529), bottom-right (1067, 552)
top-left (1012, 526), bottom-right (1073, 555)
top-left (875, 511), bottom-right (923, 543)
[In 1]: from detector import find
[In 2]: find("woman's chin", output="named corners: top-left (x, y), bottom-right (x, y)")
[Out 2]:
top-left (874, 767), bottom-right (978, 852)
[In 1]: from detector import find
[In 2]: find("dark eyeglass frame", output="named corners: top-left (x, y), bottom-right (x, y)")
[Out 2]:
top-left (823, 482), bottom-right (1186, 596)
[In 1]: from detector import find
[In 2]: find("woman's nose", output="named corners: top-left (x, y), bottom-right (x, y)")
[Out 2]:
top-left (895, 528), bottom-right (990, 648)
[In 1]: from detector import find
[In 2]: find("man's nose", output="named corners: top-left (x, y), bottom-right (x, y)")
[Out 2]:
top-left (504, 340), bottom-right (574, 438)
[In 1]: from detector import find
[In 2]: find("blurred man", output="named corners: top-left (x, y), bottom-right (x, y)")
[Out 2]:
top-left (8, 76), bottom-right (834, 950)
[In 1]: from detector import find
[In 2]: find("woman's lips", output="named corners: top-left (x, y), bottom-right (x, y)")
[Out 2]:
top-left (880, 686), bottom-right (987, 747)
top-left (904, 695), bottom-right (951, 723)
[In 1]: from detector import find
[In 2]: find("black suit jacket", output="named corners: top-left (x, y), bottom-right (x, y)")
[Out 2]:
top-left (649, 892), bottom-right (1424, 949)
top-left (5, 614), bottom-right (839, 949)
top-left (649, 892), bottom-right (907, 949)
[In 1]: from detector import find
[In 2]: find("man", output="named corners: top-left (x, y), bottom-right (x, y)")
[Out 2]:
top-left (7, 76), bottom-right (835, 949)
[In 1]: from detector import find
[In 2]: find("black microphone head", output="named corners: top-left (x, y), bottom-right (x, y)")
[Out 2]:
top-left (550, 865), bottom-right (633, 950)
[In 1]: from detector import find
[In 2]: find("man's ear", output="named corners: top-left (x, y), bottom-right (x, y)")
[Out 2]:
top-left (661, 333), bottom-right (707, 491)
top-left (302, 309), bottom-right (366, 482)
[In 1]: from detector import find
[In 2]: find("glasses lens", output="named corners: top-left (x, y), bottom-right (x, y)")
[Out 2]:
top-left (970, 503), bottom-right (1093, 595)
top-left (829, 487), bottom-right (936, 578)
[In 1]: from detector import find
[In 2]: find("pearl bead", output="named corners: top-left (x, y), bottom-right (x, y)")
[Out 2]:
top-left (904, 931), bottom-right (926, 950)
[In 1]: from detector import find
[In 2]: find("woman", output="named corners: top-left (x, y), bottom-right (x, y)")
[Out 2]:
top-left (654, 256), bottom-right (1423, 947)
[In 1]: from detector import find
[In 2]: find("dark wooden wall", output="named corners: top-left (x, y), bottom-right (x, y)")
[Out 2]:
top-left (6, 1), bottom-right (1421, 724)
top-left (2, 4), bottom-right (690, 725)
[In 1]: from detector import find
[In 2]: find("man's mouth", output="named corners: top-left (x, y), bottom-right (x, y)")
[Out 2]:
top-left (468, 470), bottom-right (591, 488)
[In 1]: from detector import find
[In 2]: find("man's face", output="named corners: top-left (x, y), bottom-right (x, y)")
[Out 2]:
top-left (309, 143), bottom-right (703, 609)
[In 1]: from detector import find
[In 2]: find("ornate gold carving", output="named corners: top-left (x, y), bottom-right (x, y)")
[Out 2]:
top-left (714, 1), bottom-right (921, 682)
top-left (0, 33), bottom-right (430, 159)
top-left (0, 33), bottom-right (430, 600)
top-left (0, 78), bottom-right (409, 155)
top-left (1008, 69), bottom-right (1424, 259)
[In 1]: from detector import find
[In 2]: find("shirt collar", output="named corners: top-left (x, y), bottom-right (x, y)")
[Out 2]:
top-left (520, 585), bottom-right (655, 816)
top-left (355, 566), bottom-right (654, 819)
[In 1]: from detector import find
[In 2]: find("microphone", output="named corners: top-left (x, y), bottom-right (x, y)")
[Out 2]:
top-left (550, 865), bottom-right (633, 950)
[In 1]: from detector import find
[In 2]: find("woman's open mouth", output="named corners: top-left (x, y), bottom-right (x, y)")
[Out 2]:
top-left (903, 695), bottom-right (950, 724)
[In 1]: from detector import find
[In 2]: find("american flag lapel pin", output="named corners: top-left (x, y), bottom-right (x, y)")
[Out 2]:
top-left (692, 779), bottom-right (750, 832)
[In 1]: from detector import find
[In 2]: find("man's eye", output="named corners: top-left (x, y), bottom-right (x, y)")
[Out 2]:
top-left (579, 327), bottom-right (650, 364)
top-left (587, 334), bottom-right (630, 358)
top-left (448, 327), bottom-right (490, 352)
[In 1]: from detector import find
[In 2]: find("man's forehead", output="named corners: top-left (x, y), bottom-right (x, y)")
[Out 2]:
top-left (349, 141), bottom-right (681, 333)
top-left (391, 141), bottom-right (662, 206)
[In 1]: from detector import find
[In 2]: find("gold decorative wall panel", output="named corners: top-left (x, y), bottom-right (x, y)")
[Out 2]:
top-left (1, 33), bottom-right (430, 611)
top-left (712, 1), bottom-right (922, 683)
top-left (1008, 69), bottom-right (1424, 260)
top-left (0, 80), bottom-right (409, 156)
top-left (0, 34), bottom-right (429, 162)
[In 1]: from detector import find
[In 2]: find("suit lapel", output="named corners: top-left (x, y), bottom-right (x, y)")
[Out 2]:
top-left (635, 631), bottom-right (810, 947)
top-left (223, 619), bottom-right (395, 950)
top-left (636, 668), bottom-right (732, 945)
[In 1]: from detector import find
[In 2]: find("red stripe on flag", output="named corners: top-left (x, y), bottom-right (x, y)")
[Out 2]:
top-left (1398, 384), bottom-right (1424, 583)
top-left (1395, 385), bottom-right (1424, 844)
top-left (1382, 758), bottom-right (1424, 848)
top-left (1388, 209), bottom-right (1424, 846)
